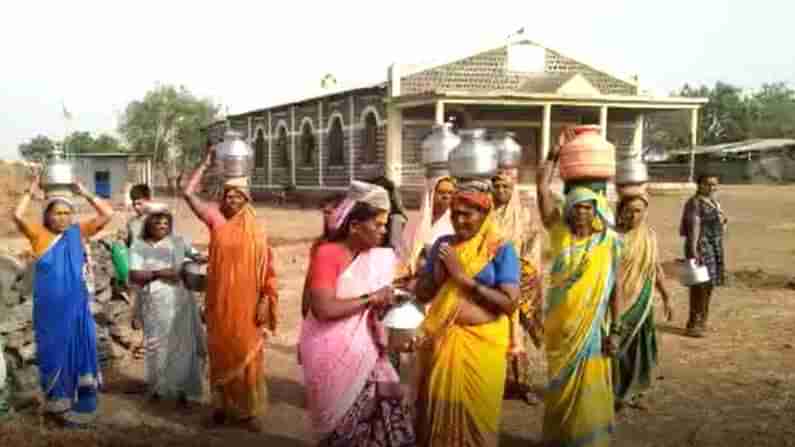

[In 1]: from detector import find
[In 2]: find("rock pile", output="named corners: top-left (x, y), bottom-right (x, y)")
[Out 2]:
top-left (0, 239), bottom-right (138, 397)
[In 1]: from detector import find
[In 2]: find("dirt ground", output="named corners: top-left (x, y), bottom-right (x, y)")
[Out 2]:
top-left (2, 186), bottom-right (795, 447)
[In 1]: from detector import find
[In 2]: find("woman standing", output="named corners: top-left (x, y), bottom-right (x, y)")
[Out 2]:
top-left (369, 176), bottom-right (409, 258)
top-left (492, 170), bottom-right (544, 405)
top-left (182, 149), bottom-right (278, 432)
top-left (680, 173), bottom-right (727, 338)
top-left (414, 180), bottom-right (520, 447)
top-left (614, 194), bottom-right (674, 410)
top-left (129, 210), bottom-right (206, 407)
top-left (536, 146), bottom-right (621, 447)
top-left (402, 176), bottom-right (456, 277)
top-left (300, 181), bottom-right (416, 447)
top-left (12, 174), bottom-right (114, 427)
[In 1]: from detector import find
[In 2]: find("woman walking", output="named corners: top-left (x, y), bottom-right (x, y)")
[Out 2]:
top-left (182, 148), bottom-right (278, 432)
top-left (129, 209), bottom-right (206, 407)
top-left (12, 173), bottom-right (114, 427)
top-left (414, 180), bottom-right (520, 447)
top-left (300, 181), bottom-right (416, 446)
top-left (680, 173), bottom-right (727, 337)
top-left (613, 194), bottom-right (673, 410)
top-left (492, 170), bottom-right (544, 405)
top-left (536, 144), bottom-right (621, 447)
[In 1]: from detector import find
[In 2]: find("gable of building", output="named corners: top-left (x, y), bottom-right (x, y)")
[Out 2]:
top-left (399, 40), bottom-right (637, 97)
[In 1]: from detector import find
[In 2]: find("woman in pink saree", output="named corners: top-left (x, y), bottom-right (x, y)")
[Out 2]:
top-left (299, 181), bottom-right (416, 447)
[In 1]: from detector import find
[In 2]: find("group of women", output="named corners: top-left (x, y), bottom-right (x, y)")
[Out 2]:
top-left (298, 134), bottom-right (726, 447)
top-left (6, 146), bottom-right (278, 432)
top-left (4, 135), bottom-right (726, 446)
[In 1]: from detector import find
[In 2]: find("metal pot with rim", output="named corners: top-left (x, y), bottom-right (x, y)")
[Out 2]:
top-left (491, 131), bottom-right (522, 169)
top-left (42, 149), bottom-right (76, 198)
top-left (214, 130), bottom-right (254, 179)
top-left (448, 129), bottom-right (498, 179)
top-left (421, 123), bottom-right (460, 178)
top-left (615, 158), bottom-right (649, 185)
top-left (182, 261), bottom-right (207, 292)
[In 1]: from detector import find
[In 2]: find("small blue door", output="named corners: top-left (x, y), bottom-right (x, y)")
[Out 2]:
top-left (95, 171), bottom-right (111, 198)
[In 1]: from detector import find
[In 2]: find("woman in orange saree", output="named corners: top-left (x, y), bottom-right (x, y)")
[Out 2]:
top-left (182, 149), bottom-right (278, 432)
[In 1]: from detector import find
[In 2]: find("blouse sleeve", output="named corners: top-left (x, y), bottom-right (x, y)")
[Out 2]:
top-left (493, 243), bottom-right (521, 286)
top-left (308, 243), bottom-right (344, 290)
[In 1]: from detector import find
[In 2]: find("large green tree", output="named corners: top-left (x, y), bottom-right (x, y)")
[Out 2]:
top-left (118, 84), bottom-right (220, 168)
top-left (18, 135), bottom-right (57, 162)
top-left (748, 82), bottom-right (795, 138)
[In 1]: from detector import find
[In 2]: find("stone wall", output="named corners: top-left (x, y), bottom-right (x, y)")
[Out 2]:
top-left (0, 239), bottom-right (149, 400)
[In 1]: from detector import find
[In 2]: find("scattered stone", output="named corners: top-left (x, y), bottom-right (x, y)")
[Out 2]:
top-left (0, 301), bottom-right (32, 333)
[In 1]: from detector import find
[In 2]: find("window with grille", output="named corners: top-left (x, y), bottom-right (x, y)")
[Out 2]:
top-left (301, 123), bottom-right (315, 166)
top-left (328, 118), bottom-right (345, 166)
top-left (254, 129), bottom-right (266, 168)
top-left (363, 113), bottom-right (378, 164)
top-left (277, 127), bottom-right (289, 167)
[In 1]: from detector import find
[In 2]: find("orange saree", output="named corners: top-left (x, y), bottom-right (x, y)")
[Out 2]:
top-left (205, 204), bottom-right (278, 419)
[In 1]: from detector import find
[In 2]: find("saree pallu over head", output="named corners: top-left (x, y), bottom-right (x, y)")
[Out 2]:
top-left (33, 224), bottom-right (99, 421)
top-left (299, 246), bottom-right (399, 437)
top-left (493, 170), bottom-right (545, 349)
top-left (205, 202), bottom-right (277, 419)
top-left (543, 187), bottom-right (621, 447)
top-left (401, 176), bottom-right (455, 277)
top-left (416, 212), bottom-right (510, 447)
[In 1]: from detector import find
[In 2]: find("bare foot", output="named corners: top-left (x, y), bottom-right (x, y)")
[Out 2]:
top-left (242, 417), bottom-right (265, 433)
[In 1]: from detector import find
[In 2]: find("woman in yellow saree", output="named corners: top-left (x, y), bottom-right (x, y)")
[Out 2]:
top-left (414, 180), bottom-right (521, 447)
top-left (537, 149), bottom-right (622, 447)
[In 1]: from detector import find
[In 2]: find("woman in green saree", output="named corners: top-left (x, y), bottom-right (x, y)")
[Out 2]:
top-left (613, 194), bottom-right (673, 410)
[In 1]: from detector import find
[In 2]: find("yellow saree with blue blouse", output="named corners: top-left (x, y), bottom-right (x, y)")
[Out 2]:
top-left (415, 213), bottom-right (518, 447)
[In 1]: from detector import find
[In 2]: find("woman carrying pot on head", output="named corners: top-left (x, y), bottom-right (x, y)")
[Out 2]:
top-left (413, 180), bottom-right (520, 447)
top-left (12, 172), bottom-right (114, 427)
top-left (613, 193), bottom-right (673, 410)
top-left (299, 181), bottom-right (416, 447)
top-left (491, 170), bottom-right (545, 406)
top-left (680, 173), bottom-right (727, 338)
top-left (182, 147), bottom-right (278, 432)
top-left (128, 207), bottom-right (206, 408)
top-left (536, 141), bottom-right (622, 447)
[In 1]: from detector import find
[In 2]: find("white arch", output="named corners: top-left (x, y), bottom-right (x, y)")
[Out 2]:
top-left (326, 112), bottom-right (345, 132)
top-left (253, 124), bottom-right (267, 139)
top-left (274, 119), bottom-right (289, 135)
top-left (360, 106), bottom-right (384, 127)
top-left (300, 116), bottom-right (316, 133)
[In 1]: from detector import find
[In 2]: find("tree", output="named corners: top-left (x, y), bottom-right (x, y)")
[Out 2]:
top-left (675, 82), bottom-right (754, 145)
top-left (18, 135), bottom-right (57, 162)
top-left (749, 83), bottom-right (795, 138)
top-left (92, 133), bottom-right (125, 153)
top-left (118, 84), bottom-right (220, 169)
top-left (64, 131), bottom-right (95, 154)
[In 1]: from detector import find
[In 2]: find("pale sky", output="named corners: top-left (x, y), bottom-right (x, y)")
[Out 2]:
top-left (1, 0), bottom-right (792, 159)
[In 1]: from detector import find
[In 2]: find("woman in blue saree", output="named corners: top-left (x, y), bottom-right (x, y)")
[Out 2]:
top-left (12, 174), bottom-right (114, 427)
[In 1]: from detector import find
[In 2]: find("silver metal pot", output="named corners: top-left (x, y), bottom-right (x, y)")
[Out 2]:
top-left (421, 123), bottom-right (460, 178)
top-left (215, 130), bottom-right (254, 178)
top-left (615, 158), bottom-right (649, 185)
top-left (42, 150), bottom-right (75, 188)
top-left (182, 261), bottom-right (207, 292)
top-left (448, 129), bottom-right (498, 179)
top-left (491, 131), bottom-right (522, 169)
